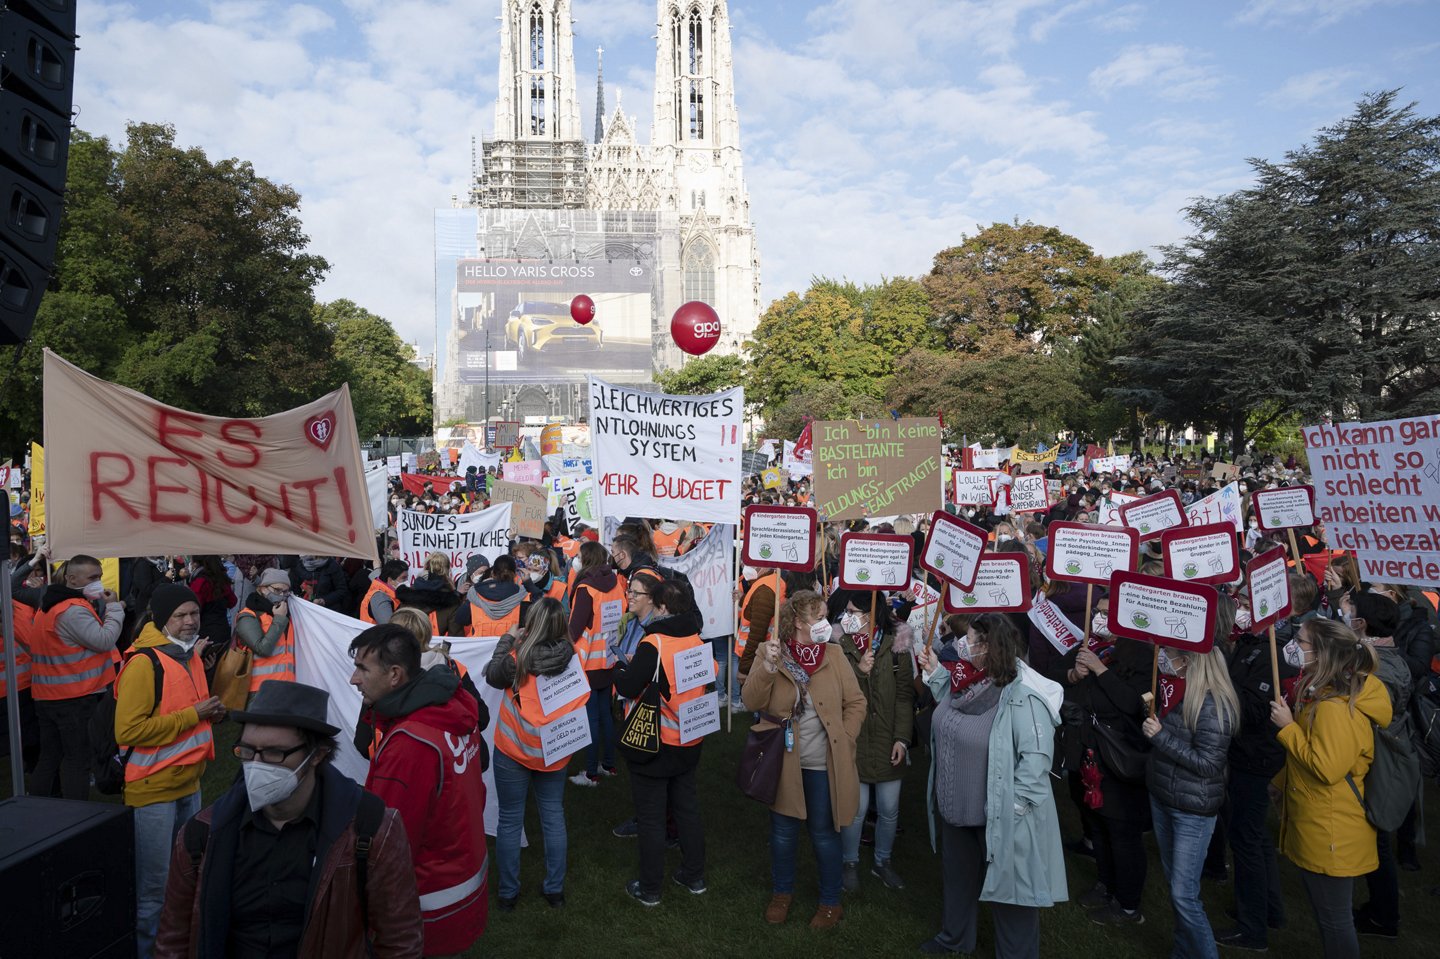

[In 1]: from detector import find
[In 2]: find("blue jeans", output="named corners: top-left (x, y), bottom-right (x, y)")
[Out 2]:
top-left (1150, 797), bottom-right (1219, 959)
top-left (841, 778), bottom-right (902, 865)
top-left (770, 767), bottom-right (842, 906)
top-left (710, 637), bottom-right (740, 706)
top-left (583, 684), bottom-right (615, 776)
top-left (134, 788), bottom-right (202, 959)
top-left (493, 750), bottom-right (567, 898)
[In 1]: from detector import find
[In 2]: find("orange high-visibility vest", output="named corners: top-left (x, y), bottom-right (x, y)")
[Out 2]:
top-left (543, 577), bottom-right (568, 604)
top-left (735, 577), bottom-right (786, 658)
top-left (1420, 590), bottom-right (1438, 613)
top-left (466, 588), bottom-right (523, 638)
top-left (574, 579), bottom-right (626, 671)
top-left (626, 631), bottom-right (708, 747)
top-left (555, 536), bottom-right (581, 560)
top-left (359, 578), bottom-right (398, 624)
top-left (495, 652), bottom-right (590, 771)
top-left (1, 600), bottom-right (35, 697)
top-left (31, 598), bottom-right (119, 701)
top-left (652, 528), bottom-right (684, 558)
top-left (236, 609), bottom-right (296, 692)
top-left (121, 650), bottom-right (215, 782)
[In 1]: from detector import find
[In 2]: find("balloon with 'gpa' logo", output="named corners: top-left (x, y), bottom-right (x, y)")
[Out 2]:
top-left (670, 301), bottom-right (721, 356)
top-left (570, 294), bottom-right (596, 325)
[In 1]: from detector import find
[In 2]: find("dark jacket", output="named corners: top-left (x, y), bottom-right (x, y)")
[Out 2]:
top-left (1060, 638), bottom-right (1153, 821)
top-left (1146, 692), bottom-right (1233, 815)
top-left (1227, 633), bottom-right (1296, 778)
top-left (288, 558), bottom-right (351, 611)
top-left (154, 764), bottom-right (423, 959)
top-left (1031, 584), bottom-right (1087, 684)
top-left (613, 610), bottom-right (705, 777)
top-left (1394, 604), bottom-right (1437, 682)
top-left (837, 622), bottom-right (915, 782)
top-left (395, 581), bottom-right (465, 637)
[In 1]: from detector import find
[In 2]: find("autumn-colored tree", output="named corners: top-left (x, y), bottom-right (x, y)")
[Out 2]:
top-left (653, 352), bottom-right (746, 396)
top-left (317, 299), bottom-right (433, 436)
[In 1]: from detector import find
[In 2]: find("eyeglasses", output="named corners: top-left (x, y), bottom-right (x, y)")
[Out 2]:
top-left (234, 742), bottom-right (308, 765)
top-left (627, 587), bottom-right (649, 597)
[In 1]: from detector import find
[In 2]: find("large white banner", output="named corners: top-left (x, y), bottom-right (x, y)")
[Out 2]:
top-left (658, 524), bottom-right (736, 640)
top-left (290, 598), bottom-right (506, 836)
top-left (588, 376), bottom-right (743, 524)
top-left (396, 504), bottom-right (511, 583)
top-left (366, 464), bottom-right (389, 533)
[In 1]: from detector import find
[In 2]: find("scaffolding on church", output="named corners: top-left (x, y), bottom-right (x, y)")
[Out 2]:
top-left (473, 139), bottom-right (589, 209)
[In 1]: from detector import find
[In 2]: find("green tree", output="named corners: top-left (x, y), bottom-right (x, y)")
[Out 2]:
top-left (654, 352), bottom-right (746, 396)
top-left (317, 299), bottom-right (433, 436)
top-left (747, 287), bottom-right (888, 418)
top-left (764, 381), bottom-right (887, 441)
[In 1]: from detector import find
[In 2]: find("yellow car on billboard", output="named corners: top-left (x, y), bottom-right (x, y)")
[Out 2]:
top-left (504, 300), bottom-right (603, 366)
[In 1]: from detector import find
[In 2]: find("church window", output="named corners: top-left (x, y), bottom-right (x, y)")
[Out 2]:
top-left (529, 3), bottom-right (546, 135)
top-left (687, 8), bottom-right (705, 139)
top-left (683, 240), bottom-right (715, 305)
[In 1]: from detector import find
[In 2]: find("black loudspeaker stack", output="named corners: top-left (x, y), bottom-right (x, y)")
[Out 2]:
top-left (0, 0), bottom-right (75, 346)
top-left (0, 796), bottom-right (137, 958)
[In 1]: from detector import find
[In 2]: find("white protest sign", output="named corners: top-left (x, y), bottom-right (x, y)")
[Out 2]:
top-left (1108, 571), bottom-right (1219, 652)
top-left (548, 475), bottom-right (599, 531)
top-left (397, 504), bottom-right (511, 583)
top-left (1046, 522), bottom-right (1140, 586)
top-left (1161, 522), bottom-right (1240, 586)
top-left (1010, 473), bottom-right (1050, 514)
top-left (952, 470), bottom-right (1003, 505)
top-left (919, 511), bottom-right (986, 589)
top-left (1304, 415), bottom-right (1440, 585)
top-left (1028, 594), bottom-right (1085, 656)
top-left (588, 376), bottom-right (743, 524)
top-left (365, 464), bottom-right (389, 533)
top-left (1118, 489), bottom-right (1188, 541)
top-left (838, 533), bottom-right (914, 590)
top-left (782, 439), bottom-right (813, 478)
top-left (973, 447), bottom-right (1004, 469)
top-left (1099, 490), bottom-right (1140, 526)
top-left (386, 455), bottom-right (402, 477)
top-left (539, 708), bottom-right (593, 766)
top-left (944, 554), bottom-right (1032, 614)
top-left (673, 644), bottom-right (715, 695)
top-left (1089, 455), bottom-right (1131, 474)
top-left (904, 576), bottom-right (944, 631)
top-left (599, 598), bottom-right (623, 640)
top-left (678, 692), bottom-right (722, 744)
top-left (1252, 485), bottom-right (1316, 532)
top-left (535, 655), bottom-right (589, 715)
top-left (742, 505), bottom-right (817, 570)
top-left (1185, 482), bottom-right (1243, 534)
top-left (1247, 546), bottom-right (1293, 631)
top-left (659, 524), bottom-right (737, 639)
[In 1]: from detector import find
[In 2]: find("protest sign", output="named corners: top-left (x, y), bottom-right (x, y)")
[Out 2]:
top-left (491, 480), bottom-right (548, 538)
top-left (658, 524), bottom-right (736, 639)
top-left (1118, 489), bottom-right (1188, 541)
top-left (1098, 490), bottom-right (1140, 526)
top-left (1251, 485), bottom-right (1316, 532)
top-left (838, 533), bottom-right (914, 590)
top-left (399, 472), bottom-right (463, 498)
top-left (678, 693), bottom-right (722, 743)
top-left (1185, 481), bottom-right (1244, 533)
top-left (782, 439), bottom-right (813, 478)
top-left (943, 554), bottom-right (1032, 614)
top-left (762, 467), bottom-right (785, 490)
top-left (1211, 462), bottom-right (1238, 482)
top-left (536, 656), bottom-right (589, 714)
top-left (1246, 546), bottom-right (1294, 631)
top-left (1012, 447), bottom-right (1058, 464)
top-left (1161, 522), bottom-right (1240, 586)
top-left (541, 423), bottom-right (563, 455)
top-left (43, 349), bottom-right (377, 562)
top-left (27, 442), bottom-right (44, 535)
top-left (1010, 473), bottom-right (1050, 514)
top-left (548, 475), bottom-right (598, 531)
top-left (386, 455), bottom-right (402, 477)
top-left (1304, 414), bottom-right (1440, 586)
top-left (973, 447), bottom-right (1004, 469)
top-left (902, 576), bottom-right (943, 632)
top-left (812, 417), bottom-right (942, 521)
top-left (952, 470), bottom-right (1004, 506)
top-left (742, 506), bottom-right (817, 571)
top-left (918, 510), bottom-right (986, 590)
top-left (493, 421), bottom-right (521, 449)
top-left (502, 460), bottom-right (541, 485)
top-left (1088, 455), bottom-right (1130, 475)
top-left (1028, 594), bottom-right (1085, 656)
top-left (1108, 570), bottom-right (1219, 653)
top-left (365, 465), bottom-right (388, 533)
top-left (588, 376), bottom-right (743, 524)
top-left (396, 504), bottom-right (511, 583)
top-left (1046, 522), bottom-right (1140, 586)
top-left (741, 450), bottom-right (770, 476)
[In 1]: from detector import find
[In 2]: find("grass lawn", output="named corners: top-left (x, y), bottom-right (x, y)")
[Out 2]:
top-left (9, 709), bottom-right (1438, 958)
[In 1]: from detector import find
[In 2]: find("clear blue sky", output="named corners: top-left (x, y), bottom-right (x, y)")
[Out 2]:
top-left (74, 0), bottom-right (1440, 349)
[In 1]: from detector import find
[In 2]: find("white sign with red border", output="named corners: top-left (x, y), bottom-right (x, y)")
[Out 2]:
top-left (952, 470), bottom-right (1004, 505)
top-left (1099, 490), bottom-right (1140, 526)
top-left (1046, 521), bottom-right (1140, 586)
top-left (943, 554), bottom-right (1032, 613)
top-left (1118, 489), bottom-right (1189, 541)
top-left (919, 510), bottom-right (986, 590)
top-left (1252, 485), bottom-right (1316, 532)
top-left (1161, 522), bottom-right (1240, 586)
top-left (838, 533), bottom-right (914, 590)
top-left (1246, 546), bottom-right (1294, 632)
top-left (741, 505), bottom-right (817, 571)
top-left (1108, 570), bottom-right (1219, 653)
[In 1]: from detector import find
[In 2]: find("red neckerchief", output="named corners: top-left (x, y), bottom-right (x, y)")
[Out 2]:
top-left (1156, 675), bottom-right (1186, 717)
top-left (1282, 675), bottom-right (1303, 706)
top-left (787, 639), bottom-right (826, 675)
top-left (948, 658), bottom-right (989, 695)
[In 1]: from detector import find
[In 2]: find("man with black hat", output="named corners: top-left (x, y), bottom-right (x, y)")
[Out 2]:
top-left (156, 680), bottom-right (424, 959)
top-left (116, 583), bottom-right (224, 959)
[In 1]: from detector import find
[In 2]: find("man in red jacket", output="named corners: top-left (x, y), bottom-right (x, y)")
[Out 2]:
top-left (350, 623), bottom-right (488, 956)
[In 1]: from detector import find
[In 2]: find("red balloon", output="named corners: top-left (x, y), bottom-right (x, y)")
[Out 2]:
top-left (570, 294), bottom-right (596, 325)
top-left (670, 301), bottom-right (722, 356)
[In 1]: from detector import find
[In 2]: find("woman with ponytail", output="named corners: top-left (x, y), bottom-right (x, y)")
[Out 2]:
top-left (1270, 618), bottom-right (1391, 959)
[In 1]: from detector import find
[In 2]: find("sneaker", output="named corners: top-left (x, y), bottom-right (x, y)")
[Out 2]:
top-left (613, 817), bottom-right (639, 838)
top-left (919, 937), bottom-right (964, 955)
top-left (569, 772), bottom-right (599, 787)
top-left (809, 904), bottom-right (843, 930)
top-left (1203, 865), bottom-right (1230, 884)
top-left (1400, 850), bottom-right (1421, 872)
top-left (672, 872), bottom-right (707, 895)
top-left (1352, 914), bottom-right (1397, 940)
top-left (597, 765), bottom-right (619, 778)
top-left (626, 879), bottom-right (661, 907)
top-left (1214, 928), bottom-right (1268, 952)
top-left (765, 893), bottom-right (793, 924)
top-left (543, 891), bottom-right (565, 908)
top-left (1076, 882), bottom-right (1111, 910)
top-left (841, 862), bottom-right (859, 892)
top-left (497, 895), bottom-right (518, 913)
top-left (872, 861), bottom-right (906, 890)
top-left (1088, 903), bottom-right (1144, 926)
top-left (1064, 837), bottom-right (1096, 859)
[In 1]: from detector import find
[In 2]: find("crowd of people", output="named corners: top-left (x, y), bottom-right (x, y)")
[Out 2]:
top-left (3, 442), bottom-right (1439, 958)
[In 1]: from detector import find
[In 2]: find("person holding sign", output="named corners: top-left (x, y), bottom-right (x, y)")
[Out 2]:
top-left (1138, 620), bottom-right (1240, 959)
top-left (830, 589), bottom-right (914, 893)
top-left (568, 542), bottom-right (625, 785)
top-left (1269, 619), bottom-right (1391, 959)
top-left (611, 579), bottom-right (710, 906)
top-left (735, 564), bottom-right (784, 708)
top-left (917, 613), bottom-right (1066, 958)
top-left (485, 599), bottom-right (591, 911)
top-left (743, 591), bottom-right (866, 931)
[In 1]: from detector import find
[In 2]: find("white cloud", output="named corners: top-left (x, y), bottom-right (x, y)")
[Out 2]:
top-left (1263, 67), bottom-right (1365, 106)
top-left (1089, 43), bottom-right (1221, 100)
top-left (1236, 0), bottom-right (1414, 28)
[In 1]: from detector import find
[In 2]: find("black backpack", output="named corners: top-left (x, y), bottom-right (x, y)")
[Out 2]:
top-left (651, 563), bottom-right (698, 616)
top-left (89, 648), bottom-right (163, 795)
top-left (1411, 673), bottom-right (1440, 779)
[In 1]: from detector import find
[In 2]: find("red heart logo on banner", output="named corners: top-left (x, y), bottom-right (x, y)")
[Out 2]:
top-left (305, 412), bottom-right (337, 450)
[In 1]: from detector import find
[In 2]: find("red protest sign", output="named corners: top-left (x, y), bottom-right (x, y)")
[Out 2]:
top-left (1246, 546), bottom-right (1294, 631)
top-left (919, 510), bottom-right (986, 590)
top-left (742, 505), bottom-right (817, 571)
top-left (943, 553), bottom-right (1032, 613)
top-left (1045, 521), bottom-right (1139, 586)
top-left (1118, 488), bottom-right (1188, 541)
top-left (1108, 570), bottom-right (1219, 653)
top-left (838, 532), bottom-right (913, 590)
top-left (1252, 485), bottom-right (1316, 532)
top-left (1161, 522), bottom-right (1240, 586)
top-left (399, 472), bottom-right (463, 498)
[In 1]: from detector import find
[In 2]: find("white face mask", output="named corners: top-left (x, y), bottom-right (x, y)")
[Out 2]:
top-left (808, 620), bottom-right (832, 644)
top-left (1091, 613), bottom-right (1110, 638)
top-left (82, 580), bottom-right (106, 601)
top-left (840, 612), bottom-right (863, 635)
top-left (1157, 648), bottom-right (1182, 676)
top-left (954, 636), bottom-right (973, 662)
top-left (1340, 611), bottom-right (1354, 628)
top-left (166, 631), bottom-right (199, 652)
top-left (528, 570), bottom-right (545, 583)
top-left (1283, 639), bottom-right (1310, 669)
top-left (1235, 607), bottom-right (1253, 631)
top-left (742, 565), bottom-right (761, 581)
top-left (242, 752), bottom-right (312, 811)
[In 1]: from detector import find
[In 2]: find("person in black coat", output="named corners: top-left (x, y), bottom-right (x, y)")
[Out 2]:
top-left (285, 555), bottom-right (351, 610)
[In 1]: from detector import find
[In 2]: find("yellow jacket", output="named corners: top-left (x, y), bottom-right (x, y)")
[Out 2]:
top-left (1276, 672), bottom-right (1393, 877)
top-left (114, 624), bottom-right (208, 808)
